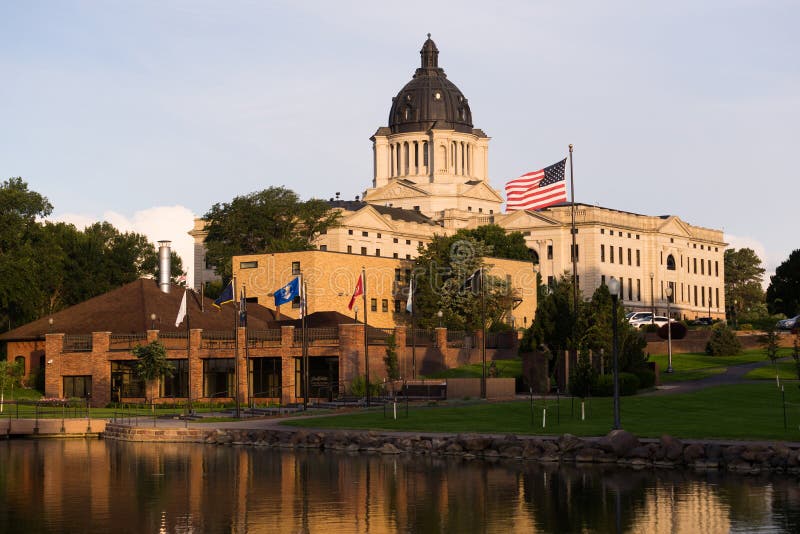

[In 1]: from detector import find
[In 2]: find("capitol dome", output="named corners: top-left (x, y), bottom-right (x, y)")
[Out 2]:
top-left (388, 35), bottom-right (473, 134)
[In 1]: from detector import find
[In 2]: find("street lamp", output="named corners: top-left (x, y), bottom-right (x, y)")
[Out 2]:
top-left (649, 272), bottom-right (655, 325)
top-left (354, 304), bottom-right (359, 323)
top-left (150, 313), bottom-right (157, 330)
top-left (733, 299), bottom-right (737, 329)
top-left (665, 285), bottom-right (673, 373)
top-left (48, 317), bottom-right (54, 332)
top-left (608, 276), bottom-right (621, 430)
top-left (437, 310), bottom-right (443, 328)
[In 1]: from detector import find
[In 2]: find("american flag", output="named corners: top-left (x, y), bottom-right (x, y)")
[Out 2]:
top-left (505, 158), bottom-right (567, 211)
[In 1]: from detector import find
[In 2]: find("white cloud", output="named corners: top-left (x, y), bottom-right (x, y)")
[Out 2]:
top-left (724, 233), bottom-right (783, 288)
top-left (50, 205), bottom-right (197, 288)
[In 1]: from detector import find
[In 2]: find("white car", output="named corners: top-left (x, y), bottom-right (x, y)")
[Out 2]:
top-left (627, 312), bottom-right (652, 324)
top-left (630, 316), bottom-right (674, 329)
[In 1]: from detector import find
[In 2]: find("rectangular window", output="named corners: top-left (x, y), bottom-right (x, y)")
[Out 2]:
top-left (708, 287), bottom-right (713, 307)
top-left (716, 287), bottom-right (719, 308)
top-left (393, 238), bottom-right (399, 243)
top-left (601, 229), bottom-right (605, 234)
top-left (348, 229), bottom-right (353, 235)
top-left (406, 254), bottom-right (411, 260)
top-left (110, 361), bottom-right (144, 399)
top-left (701, 259), bottom-right (704, 275)
top-left (627, 248), bottom-right (631, 266)
top-left (394, 268), bottom-right (401, 282)
top-left (547, 276), bottom-right (554, 288)
top-left (203, 358), bottom-right (235, 398)
top-left (693, 258), bottom-right (697, 274)
top-left (620, 278), bottom-right (624, 300)
top-left (292, 261), bottom-right (300, 275)
top-left (636, 279), bottom-right (641, 301)
top-left (361, 247), bottom-right (367, 255)
top-left (601, 274), bottom-right (606, 286)
top-left (547, 245), bottom-right (553, 260)
top-left (600, 244), bottom-right (605, 262)
top-left (393, 253), bottom-right (398, 259)
top-left (251, 357), bottom-right (282, 398)
top-left (375, 249), bottom-right (381, 257)
top-left (319, 245), bottom-right (327, 251)
top-left (715, 261), bottom-right (719, 277)
top-left (394, 300), bottom-right (402, 313)
top-left (291, 296), bottom-right (301, 309)
top-left (161, 359), bottom-right (188, 398)
top-left (382, 299), bottom-right (388, 312)
top-left (362, 231), bottom-right (369, 237)
top-left (370, 298), bottom-right (377, 312)
top-left (63, 375), bottom-right (92, 399)
top-left (628, 278), bottom-right (633, 301)
top-left (694, 285), bottom-right (698, 306)
top-left (660, 251), bottom-right (664, 264)
top-left (377, 233), bottom-right (381, 239)
top-left (702, 286), bottom-right (705, 307)
top-left (406, 240), bottom-right (411, 245)
top-left (240, 261), bottom-right (258, 269)
top-left (618, 247), bottom-right (623, 265)
top-left (636, 249), bottom-right (640, 267)
top-left (413, 206), bottom-right (420, 211)
top-left (347, 245), bottom-right (352, 254)
top-left (708, 259), bottom-right (712, 276)
top-left (610, 246), bottom-right (615, 263)
top-left (405, 269), bottom-right (411, 283)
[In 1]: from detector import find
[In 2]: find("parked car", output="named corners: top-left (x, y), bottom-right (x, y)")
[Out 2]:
top-left (776, 315), bottom-right (800, 330)
top-left (630, 316), bottom-right (674, 329)
top-left (692, 317), bottom-right (713, 326)
top-left (627, 312), bottom-right (652, 324)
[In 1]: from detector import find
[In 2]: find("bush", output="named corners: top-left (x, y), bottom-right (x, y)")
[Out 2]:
top-left (657, 322), bottom-right (687, 340)
top-left (569, 352), bottom-right (598, 399)
top-left (643, 324), bottom-right (660, 333)
top-left (738, 323), bottom-right (753, 331)
top-left (632, 368), bottom-right (655, 389)
top-left (590, 372), bottom-right (640, 396)
top-left (349, 375), bottom-right (382, 397)
top-left (705, 323), bottom-right (742, 355)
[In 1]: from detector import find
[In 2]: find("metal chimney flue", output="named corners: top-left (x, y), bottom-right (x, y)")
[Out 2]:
top-left (158, 240), bottom-right (171, 293)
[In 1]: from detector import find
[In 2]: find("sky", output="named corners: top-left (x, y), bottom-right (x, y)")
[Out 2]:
top-left (2, 1), bottom-right (797, 288)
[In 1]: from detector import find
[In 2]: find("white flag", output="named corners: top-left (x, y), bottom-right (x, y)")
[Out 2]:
top-left (175, 290), bottom-right (187, 327)
top-left (406, 277), bottom-right (413, 314)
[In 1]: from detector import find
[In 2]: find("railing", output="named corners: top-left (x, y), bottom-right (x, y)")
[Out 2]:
top-left (293, 327), bottom-right (340, 346)
top-left (367, 327), bottom-right (395, 345)
top-left (201, 330), bottom-right (236, 350)
top-left (0, 399), bottom-right (89, 421)
top-left (63, 335), bottom-right (92, 352)
top-left (158, 331), bottom-right (189, 349)
top-left (406, 328), bottom-right (434, 346)
top-left (486, 331), bottom-right (517, 349)
top-left (109, 333), bottom-right (147, 352)
top-left (447, 330), bottom-right (472, 348)
top-left (249, 329), bottom-right (282, 348)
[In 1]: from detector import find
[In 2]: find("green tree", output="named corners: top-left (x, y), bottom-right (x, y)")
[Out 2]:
top-left (763, 327), bottom-right (781, 386)
top-left (203, 187), bottom-right (340, 280)
top-left (767, 249), bottom-right (800, 317)
top-left (132, 341), bottom-right (174, 405)
top-left (0, 359), bottom-right (24, 410)
top-left (411, 235), bottom-right (514, 331)
top-left (724, 248), bottom-right (766, 319)
top-left (384, 333), bottom-right (400, 385)
top-left (453, 224), bottom-right (531, 261)
top-left (706, 322), bottom-right (741, 356)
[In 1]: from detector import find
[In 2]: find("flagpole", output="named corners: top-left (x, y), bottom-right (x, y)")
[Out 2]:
top-left (233, 275), bottom-right (240, 418)
top-left (411, 276), bottom-right (416, 380)
top-left (186, 289), bottom-right (192, 417)
top-left (362, 266), bottom-right (370, 408)
top-left (301, 273), bottom-right (309, 410)
top-left (569, 144), bottom-right (578, 313)
top-left (480, 267), bottom-right (487, 399)
top-left (243, 285), bottom-right (250, 409)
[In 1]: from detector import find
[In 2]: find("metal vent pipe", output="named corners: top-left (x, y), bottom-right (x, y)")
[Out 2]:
top-left (158, 240), bottom-right (171, 293)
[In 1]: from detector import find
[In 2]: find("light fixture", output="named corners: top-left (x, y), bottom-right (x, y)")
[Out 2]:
top-left (608, 276), bottom-right (621, 430)
top-left (665, 285), bottom-right (674, 373)
top-left (437, 309), bottom-right (443, 328)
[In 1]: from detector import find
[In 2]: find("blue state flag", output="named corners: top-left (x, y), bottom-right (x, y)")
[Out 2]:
top-left (274, 277), bottom-right (300, 306)
top-left (213, 281), bottom-right (234, 308)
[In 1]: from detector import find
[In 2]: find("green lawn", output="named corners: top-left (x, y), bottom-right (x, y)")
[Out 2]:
top-left (284, 383), bottom-right (800, 441)
top-left (745, 360), bottom-right (800, 380)
top-left (648, 348), bottom-right (790, 383)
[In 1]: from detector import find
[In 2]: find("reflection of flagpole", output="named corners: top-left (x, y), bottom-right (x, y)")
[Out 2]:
top-left (362, 267), bottom-right (370, 408)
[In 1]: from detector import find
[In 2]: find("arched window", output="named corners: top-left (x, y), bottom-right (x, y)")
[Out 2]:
top-left (667, 254), bottom-right (676, 271)
top-left (529, 249), bottom-right (540, 265)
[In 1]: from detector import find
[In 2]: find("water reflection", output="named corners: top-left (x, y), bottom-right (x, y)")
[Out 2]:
top-left (0, 439), bottom-right (798, 533)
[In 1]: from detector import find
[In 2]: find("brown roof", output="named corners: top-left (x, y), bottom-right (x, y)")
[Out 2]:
top-left (0, 278), bottom-right (281, 341)
top-left (275, 311), bottom-right (356, 329)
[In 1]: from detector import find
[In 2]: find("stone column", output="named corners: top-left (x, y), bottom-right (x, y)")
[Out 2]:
top-left (435, 327), bottom-right (448, 372)
top-left (394, 325), bottom-right (408, 380)
top-left (339, 323), bottom-right (365, 388)
top-left (236, 326), bottom-right (247, 407)
top-left (189, 329), bottom-right (203, 402)
top-left (92, 332), bottom-right (111, 407)
top-left (45, 333), bottom-right (64, 399)
top-left (280, 326), bottom-right (295, 405)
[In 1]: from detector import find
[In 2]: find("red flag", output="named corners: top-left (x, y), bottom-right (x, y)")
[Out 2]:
top-left (348, 274), bottom-right (363, 310)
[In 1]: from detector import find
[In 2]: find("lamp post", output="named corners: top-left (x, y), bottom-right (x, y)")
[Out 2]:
top-left (649, 272), bottom-right (655, 325)
top-left (665, 285), bottom-right (673, 373)
top-left (608, 276), bottom-right (621, 429)
top-left (150, 313), bottom-right (157, 330)
top-left (354, 304), bottom-right (359, 323)
top-left (437, 310), bottom-right (443, 328)
top-left (733, 299), bottom-right (737, 329)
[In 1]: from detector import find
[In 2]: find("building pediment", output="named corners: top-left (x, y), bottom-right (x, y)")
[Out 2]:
top-left (496, 209), bottom-right (562, 230)
top-left (340, 205), bottom-right (397, 231)
top-left (460, 181), bottom-right (504, 203)
top-left (363, 180), bottom-right (430, 202)
top-left (657, 216), bottom-right (692, 238)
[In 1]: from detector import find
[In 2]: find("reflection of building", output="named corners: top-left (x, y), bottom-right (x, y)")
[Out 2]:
top-left (191, 35), bottom-right (725, 321)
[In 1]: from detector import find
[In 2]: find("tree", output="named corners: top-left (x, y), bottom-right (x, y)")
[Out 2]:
top-left (767, 249), bottom-right (800, 317)
top-left (763, 328), bottom-right (781, 387)
top-left (384, 333), bottom-right (400, 386)
top-left (410, 235), bottom-right (514, 331)
top-left (0, 359), bottom-right (24, 411)
top-left (724, 248), bottom-right (766, 319)
top-left (706, 323), bottom-right (741, 356)
top-left (453, 224), bottom-right (531, 261)
top-left (132, 341), bottom-right (174, 405)
top-left (203, 187), bottom-right (341, 280)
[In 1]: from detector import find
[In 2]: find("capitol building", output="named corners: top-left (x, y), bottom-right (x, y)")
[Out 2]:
top-left (192, 35), bottom-right (726, 325)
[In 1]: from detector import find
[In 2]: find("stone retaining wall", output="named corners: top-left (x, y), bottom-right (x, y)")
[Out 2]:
top-left (103, 424), bottom-right (800, 474)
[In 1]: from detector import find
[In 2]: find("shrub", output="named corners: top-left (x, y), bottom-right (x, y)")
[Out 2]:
top-left (590, 372), bottom-right (640, 396)
top-left (706, 323), bottom-right (742, 355)
top-left (569, 351), bottom-right (598, 399)
top-left (738, 324), bottom-right (753, 331)
top-left (657, 322), bottom-right (687, 340)
top-left (349, 376), bottom-right (382, 397)
top-left (643, 324), bottom-right (660, 333)
top-left (632, 368), bottom-right (655, 389)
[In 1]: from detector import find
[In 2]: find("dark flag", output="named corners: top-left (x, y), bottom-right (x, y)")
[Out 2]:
top-left (213, 281), bottom-right (234, 308)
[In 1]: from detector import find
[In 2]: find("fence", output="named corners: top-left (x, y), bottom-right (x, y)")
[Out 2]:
top-left (158, 331), bottom-right (188, 350)
top-left (447, 330), bottom-right (472, 348)
top-left (0, 399), bottom-right (89, 420)
top-left (201, 330), bottom-right (236, 350)
top-left (248, 329), bottom-right (282, 348)
top-left (109, 333), bottom-right (147, 352)
top-left (406, 328), bottom-right (434, 347)
top-left (367, 328), bottom-right (395, 345)
top-left (293, 327), bottom-right (340, 346)
top-left (63, 335), bottom-right (92, 352)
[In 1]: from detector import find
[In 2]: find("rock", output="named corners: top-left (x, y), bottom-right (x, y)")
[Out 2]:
top-left (500, 446), bottom-right (523, 459)
top-left (599, 429), bottom-right (639, 457)
top-left (576, 447), bottom-right (605, 463)
top-left (658, 435), bottom-right (684, 461)
top-left (345, 443), bottom-right (360, 453)
top-left (705, 443), bottom-right (722, 461)
top-left (723, 445), bottom-right (745, 464)
top-left (461, 434), bottom-right (492, 452)
top-left (628, 446), bottom-right (653, 460)
top-left (445, 443), bottom-right (464, 454)
top-left (379, 443), bottom-right (401, 454)
top-left (683, 443), bottom-right (705, 463)
top-left (557, 434), bottom-right (584, 453)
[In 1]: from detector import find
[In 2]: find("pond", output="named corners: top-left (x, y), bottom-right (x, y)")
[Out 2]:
top-left (0, 439), bottom-right (799, 533)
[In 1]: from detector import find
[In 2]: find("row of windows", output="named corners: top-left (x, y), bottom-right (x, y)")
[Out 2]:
top-left (600, 245), bottom-right (640, 266)
top-left (345, 245), bottom-right (413, 259)
top-left (466, 207), bottom-right (493, 214)
top-left (346, 229), bottom-right (425, 246)
top-left (599, 276), bottom-right (643, 302)
top-left (601, 228), bottom-right (640, 240)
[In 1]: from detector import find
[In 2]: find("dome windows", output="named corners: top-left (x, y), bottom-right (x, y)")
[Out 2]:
top-left (434, 92), bottom-right (441, 100)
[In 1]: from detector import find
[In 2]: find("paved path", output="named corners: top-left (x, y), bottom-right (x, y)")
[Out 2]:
top-left (644, 358), bottom-right (776, 396)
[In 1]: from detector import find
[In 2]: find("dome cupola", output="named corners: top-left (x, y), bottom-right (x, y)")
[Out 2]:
top-left (388, 35), bottom-right (473, 134)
